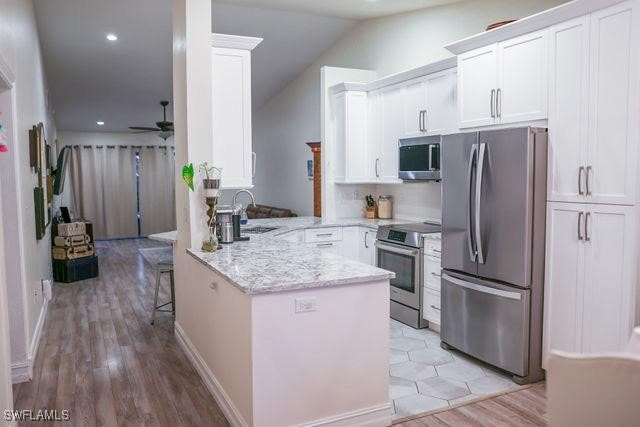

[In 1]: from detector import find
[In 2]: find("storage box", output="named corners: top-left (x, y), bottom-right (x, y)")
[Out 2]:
top-left (52, 244), bottom-right (94, 260)
top-left (57, 222), bottom-right (86, 237)
top-left (53, 256), bottom-right (99, 283)
top-left (53, 234), bottom-right (90, 247)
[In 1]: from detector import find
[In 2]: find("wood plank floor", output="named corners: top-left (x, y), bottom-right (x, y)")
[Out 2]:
top-left (395, 382), bottom-right (547, 426)
top-left (12, 238), bottom-right (229, 427)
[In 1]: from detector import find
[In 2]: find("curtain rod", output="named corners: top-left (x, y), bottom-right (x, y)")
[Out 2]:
top-left (71, 144), bottom-right (175, 149)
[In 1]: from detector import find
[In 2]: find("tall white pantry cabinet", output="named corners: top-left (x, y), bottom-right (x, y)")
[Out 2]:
top-left (544, 1), bottom-right (640, 362)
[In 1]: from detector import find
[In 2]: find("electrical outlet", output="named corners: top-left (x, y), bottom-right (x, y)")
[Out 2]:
top-left (295, 297), bottom-right (317, 313)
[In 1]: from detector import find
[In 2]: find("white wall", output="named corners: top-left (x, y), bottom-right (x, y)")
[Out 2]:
top-left (0, 0), bottom-right (58, 383)
top-left (252, 0), bottom-right (567, 218)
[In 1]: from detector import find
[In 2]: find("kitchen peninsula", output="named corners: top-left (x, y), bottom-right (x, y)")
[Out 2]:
top-left (174, 217), bottom-right (397, 427)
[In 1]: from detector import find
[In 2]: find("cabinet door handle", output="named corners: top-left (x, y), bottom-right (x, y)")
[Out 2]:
top-left (252, 152), bottom-right (257, 178)
top-left (585, 212), bottom-right (591, 242)
top-left (578, 166), bottom-right (585, 195)
top-left (430, 272), bottom-right (441, 278)
top-left (418, 111), bottom-right (423, 132)
top-left (375, 158), bottom-right (380, 178)
top-left (315, 233), bottom-right (333, 237)
top-left (317, 243), bottom-right (333, 248)
top-left (364, 231), bottom-right (369, 249)
top-left (577, 211), bottom-right (584, 241)
top-left (430, 305), bottom-right (441, 311)
top-left (586, 166), bottom-right (592, 196)
top-left (423, 110), bottom-right (428, 133)
top-left (490, 89), bottom-right (496, 118)
top-left (496, 88), bottom-right (502, 118)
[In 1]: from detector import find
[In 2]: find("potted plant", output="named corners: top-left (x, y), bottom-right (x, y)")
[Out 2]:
top-left (365, 194), bottom-right (376, 219)
top-left (199, 161), bottom-right (222, 198)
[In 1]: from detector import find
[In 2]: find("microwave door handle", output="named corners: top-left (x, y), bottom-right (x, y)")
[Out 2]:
top-left (467, 145), bottom-right (477, 262)
top-left (429, 144), bottom-right (435, 171)
top-left (475, 142), bottom-right (487, 264)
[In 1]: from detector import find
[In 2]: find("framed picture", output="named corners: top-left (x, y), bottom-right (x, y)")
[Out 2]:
top-left (307, 159), bottom-right (314, 179)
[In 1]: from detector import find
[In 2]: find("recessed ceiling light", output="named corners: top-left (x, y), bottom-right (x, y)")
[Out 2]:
top-left (105, 33), bottom-right (118, 41)
top-left (96, 121), bottom-right (105, 126)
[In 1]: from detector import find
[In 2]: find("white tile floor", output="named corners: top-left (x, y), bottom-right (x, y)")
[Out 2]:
top-left (389, 319), bottom-right (519, 420)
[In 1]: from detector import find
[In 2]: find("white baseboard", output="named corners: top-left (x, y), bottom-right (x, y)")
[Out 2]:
top-left (11, 299), bottom-right (48, 384)
top-left (10, 361), bottom-right (30, 384)
top-left (297, 403), bottom-right (393, 427)
top-left (29, 299), bottom-right (47, 361)
top-left (174, 322), bottom-right (248, 427)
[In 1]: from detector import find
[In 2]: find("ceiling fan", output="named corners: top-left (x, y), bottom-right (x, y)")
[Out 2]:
top-left (129, 100), bottom-right (174, 141)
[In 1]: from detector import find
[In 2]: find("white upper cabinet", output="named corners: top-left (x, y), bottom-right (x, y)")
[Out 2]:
top-left (458, 44), bottom-right (498, 128)
top-left (457, 30), bottom-right (548, 128)
top-left (332, 91), bottom-right (369, 183)
top-left (402, 77), bottom-right (428, 138)
top-left (331, 61), bottom-right (456, 185)
top-left (424, 69), bottom-right (457, 135)
top-left (587, 2), bottom-right (638, 205)
top-left (367, 89), bottom-right (384, 181)
top-left (212, 34), bottom-right (261, 189)
top-left (547, 16), bottom-right (590, 203)
top-left (380, 84), bottom-right (403, 182)
top-left (547, 2), bottom-right (638, 206)
top-left (497, 30), bottom-right (548, 124)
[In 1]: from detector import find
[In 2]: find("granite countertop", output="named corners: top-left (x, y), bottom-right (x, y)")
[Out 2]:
top-left (186, 216), bottom-right (430, 295)
top-left (148, 230), bottom-right (177, 244)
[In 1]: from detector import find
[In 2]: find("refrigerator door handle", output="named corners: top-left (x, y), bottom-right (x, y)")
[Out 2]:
top-left (467, 145), bottom-right (478, 262)
top-left (442, 273), bottom-right (522, 300)
top-left (475, 142), bottom-right (487, 264)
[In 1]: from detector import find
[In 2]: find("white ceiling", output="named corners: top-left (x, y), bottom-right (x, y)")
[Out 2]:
top-left (215, 0), bottom-right (463, 20)
top-left (34, 0), bottom-right (174, 133)
top-left (34, 0), bottom-right (457, 132)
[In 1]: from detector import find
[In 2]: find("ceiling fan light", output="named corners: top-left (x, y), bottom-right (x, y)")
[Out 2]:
top-left (158, 130), bottom-right (174, 141)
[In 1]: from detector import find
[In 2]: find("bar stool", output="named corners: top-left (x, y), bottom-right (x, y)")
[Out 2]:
top-left (150, 261), bottom-right (175, 325)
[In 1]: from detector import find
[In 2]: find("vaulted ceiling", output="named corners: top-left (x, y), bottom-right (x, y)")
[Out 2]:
top-left (34, 0), bottom-right (461, 132)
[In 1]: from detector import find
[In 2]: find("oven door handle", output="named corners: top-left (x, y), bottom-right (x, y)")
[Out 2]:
top-left (375, 242), bottom-right (420, 257)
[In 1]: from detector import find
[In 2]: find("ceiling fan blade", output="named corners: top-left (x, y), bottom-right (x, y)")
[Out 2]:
top-left (129, 126), bottom-right (161, 131)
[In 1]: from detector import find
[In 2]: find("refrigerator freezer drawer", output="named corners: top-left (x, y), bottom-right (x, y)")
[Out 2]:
top-left (440, 272), bottom-right (531, 376)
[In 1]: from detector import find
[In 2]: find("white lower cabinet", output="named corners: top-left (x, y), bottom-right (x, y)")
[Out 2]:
top-left (306, 241), bottom-right (343, 255)
top-left (544, 202), bottom-right (636, 364)
top-left (278, 229), bottom-right (304, 243)
top-left (359, 227), bottom-right (376, 266)
top-left (422, 235), bottom-right (442, 327)
top-left (423, 289), bottom-right (441, 326)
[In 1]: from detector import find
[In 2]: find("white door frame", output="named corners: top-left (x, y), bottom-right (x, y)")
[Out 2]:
top-left (0, 51), bottom-right (16, 414)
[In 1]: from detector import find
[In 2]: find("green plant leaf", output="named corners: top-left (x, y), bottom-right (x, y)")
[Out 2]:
top-left (182, 163), bottom-right (195, 191)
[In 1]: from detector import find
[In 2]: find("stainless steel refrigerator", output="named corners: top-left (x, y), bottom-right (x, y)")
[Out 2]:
top-left (440, 127), bottom-right (547, 385)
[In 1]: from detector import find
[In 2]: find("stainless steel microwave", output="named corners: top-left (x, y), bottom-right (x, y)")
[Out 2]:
top-left (398, 136), bottom-right (441, 181)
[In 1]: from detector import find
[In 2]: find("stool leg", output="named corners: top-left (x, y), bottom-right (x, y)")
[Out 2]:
top-left (169, 270), bottom-right (175, 315)
top-left (151, 267), bottom-right (161, 325)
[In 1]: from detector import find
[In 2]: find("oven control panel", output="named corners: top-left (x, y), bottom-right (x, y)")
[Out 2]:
top-left (387, 230), bottom-right (407, 244)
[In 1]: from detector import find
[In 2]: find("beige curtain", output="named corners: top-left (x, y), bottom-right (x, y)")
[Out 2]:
top-left (139, 146), bottom-right (176, 236)
top-left (69, 146), bottom-right (138, 239)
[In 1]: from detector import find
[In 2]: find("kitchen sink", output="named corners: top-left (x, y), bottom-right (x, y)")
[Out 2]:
top-left (241, 226), bottom-right (279, 234)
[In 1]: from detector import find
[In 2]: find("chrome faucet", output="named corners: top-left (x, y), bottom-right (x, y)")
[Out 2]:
top-left (232, 189), bottom-right (256, 210)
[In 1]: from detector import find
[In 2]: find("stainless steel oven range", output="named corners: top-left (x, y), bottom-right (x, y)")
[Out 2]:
top-left (376, 222), bottom-right (441, 329)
